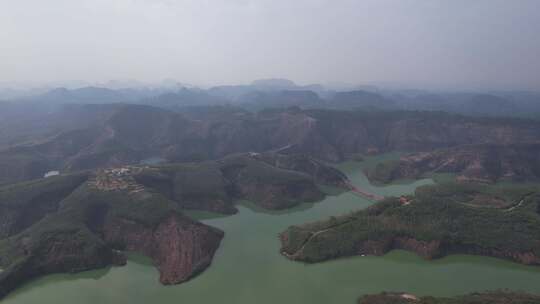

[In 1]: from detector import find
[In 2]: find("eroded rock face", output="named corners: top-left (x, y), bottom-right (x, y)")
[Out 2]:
top-left (357, 238), bottom-right (443, 259)
top-left (286, 233), bottom-right (540, 267)
top-left (393, 238), bottom-right (443, 259)
top-left (448, 244), bottom-right (540, 266)
top-left (104, 215), bottom-right (223, 284)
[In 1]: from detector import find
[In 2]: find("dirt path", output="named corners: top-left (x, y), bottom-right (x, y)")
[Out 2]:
top-left (504, 193), bottom-right (534, 212)
top-left (283, 217), bottom-right (358, 258)
top-left (282, 180), bottom-right (384, 259)
top-left (288, 228), bottom-right (333, 257)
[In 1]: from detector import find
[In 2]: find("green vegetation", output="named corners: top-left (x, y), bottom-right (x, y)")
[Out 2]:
top-left (0, 172), bottom-right (90, 238)
top-left (0, 172), bottom-right (89, 208)
top-left (132, 153), bottom-right (345, 212)
top-left (135, 161), bottom-right (236, 213)
top-left (368, 160), bottom-right (402, 184)
top-left (281, 182), bottom-right (540, 264)
top-left (220, 154), bottom-right (314, 184)
top-left (0, 150), bottom-right (51, 184)
top-left (358, 291), bottom-right (540, 304)
top-left (217, 154), bottom-right (329, 209)
top-left (0, 181), bottom-right (179, 269)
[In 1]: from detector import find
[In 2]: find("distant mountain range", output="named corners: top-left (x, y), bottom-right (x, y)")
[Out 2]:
top-left (2, 79), bottom-right (539, 120)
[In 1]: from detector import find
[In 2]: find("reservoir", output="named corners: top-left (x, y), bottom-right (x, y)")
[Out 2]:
top-left (4, 157), bottom-right (540, 303)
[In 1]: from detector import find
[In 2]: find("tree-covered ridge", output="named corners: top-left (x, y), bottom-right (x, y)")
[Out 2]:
top-left (280, 182), bottom-right (540, 265)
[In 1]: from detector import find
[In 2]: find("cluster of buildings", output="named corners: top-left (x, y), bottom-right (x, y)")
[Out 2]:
top-left (90, 167), bottom-right (145, 194)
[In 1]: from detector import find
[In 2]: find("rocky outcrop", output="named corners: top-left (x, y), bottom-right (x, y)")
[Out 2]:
top-left (284, 232), bottom-right (540, 266)
top-left (392, 237), bottom-right (443, 259)
top-left (103, 214), bottom-right (223, 284)
top-left (356, 237), bottom-right (443, 259)
top-left (359, 237), bottom-right (540, 265)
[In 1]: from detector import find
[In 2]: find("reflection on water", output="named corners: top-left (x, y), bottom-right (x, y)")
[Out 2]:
top-left (4, 156), bottom-right (540, 304)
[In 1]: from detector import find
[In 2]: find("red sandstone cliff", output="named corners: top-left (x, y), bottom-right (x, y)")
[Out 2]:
top-left (103, 214), bottom-right (224, 284)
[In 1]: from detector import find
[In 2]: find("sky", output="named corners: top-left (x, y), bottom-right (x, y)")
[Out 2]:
top-left (1, 0), bottom-right (540, 90)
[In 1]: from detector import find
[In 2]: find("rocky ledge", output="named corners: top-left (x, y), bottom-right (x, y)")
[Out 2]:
top-left (104, 214), bottom-right (223, 284)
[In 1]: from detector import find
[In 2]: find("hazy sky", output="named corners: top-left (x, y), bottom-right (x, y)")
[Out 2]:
top-left (1, 0), bottom-right (540, 89)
